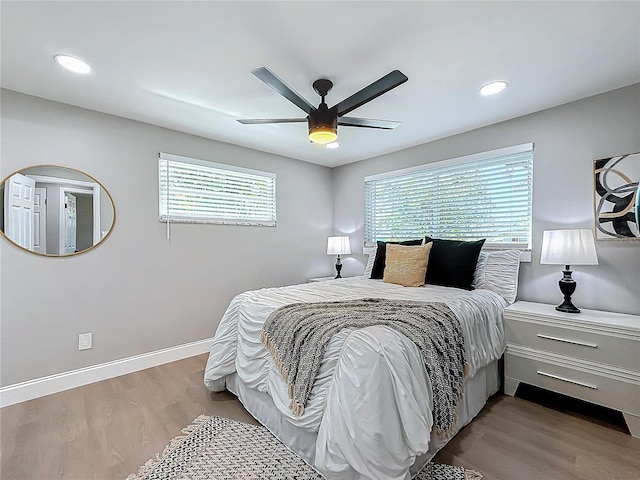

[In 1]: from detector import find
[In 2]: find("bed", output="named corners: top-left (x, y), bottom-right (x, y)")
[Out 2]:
top-left (204, 245), bottom-right (521, 480)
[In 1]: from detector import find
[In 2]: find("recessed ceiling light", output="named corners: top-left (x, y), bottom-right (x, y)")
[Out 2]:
top-left (54, 55), bottom-right (91, 74)
top-left (480, 81), bottom-right (508, 96)
top-left (326, 142), bottom-right (340, 149)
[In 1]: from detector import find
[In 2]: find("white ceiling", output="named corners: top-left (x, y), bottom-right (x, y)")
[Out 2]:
top-left (2, 1), bottom-right (639, 168)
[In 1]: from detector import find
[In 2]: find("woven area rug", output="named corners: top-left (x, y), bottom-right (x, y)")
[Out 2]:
top-left (126, 415), bottom-right (481, 480)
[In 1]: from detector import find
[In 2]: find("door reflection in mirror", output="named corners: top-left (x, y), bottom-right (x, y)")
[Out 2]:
top-left (1, 165), bottom-right (115, 256)
top-left (4, 172), bottom-right (35, 250)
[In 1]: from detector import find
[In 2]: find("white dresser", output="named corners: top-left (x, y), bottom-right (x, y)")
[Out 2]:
top-left (504, 301), bottom-right (640, 438)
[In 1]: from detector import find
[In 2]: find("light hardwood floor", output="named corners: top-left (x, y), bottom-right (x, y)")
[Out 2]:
top-left (1, 354), bottom-right (638, 480)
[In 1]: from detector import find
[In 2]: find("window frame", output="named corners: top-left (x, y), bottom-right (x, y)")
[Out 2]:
top-left (158, 152), bottom-right (277, 227)
top-left (364, 143), bottom-right (533, 250)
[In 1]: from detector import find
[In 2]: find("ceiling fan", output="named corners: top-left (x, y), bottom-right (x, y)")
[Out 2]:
top-left (237, 67), bottom-right (408, 145)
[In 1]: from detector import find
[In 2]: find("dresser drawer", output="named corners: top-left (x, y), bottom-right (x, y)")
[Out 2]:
top-left (505, 316), bottom-right (640, 372)
top-left (505, 351), bottom-right (640, 416)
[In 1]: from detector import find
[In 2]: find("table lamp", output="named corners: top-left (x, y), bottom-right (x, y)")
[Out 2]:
top-left (540, 229), bottom-right (599, 313)
top-left (327, 236), bottom-right (351, 278)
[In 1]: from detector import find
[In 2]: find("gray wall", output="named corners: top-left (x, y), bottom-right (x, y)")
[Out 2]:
top-left (333, 84), bottom-right (640, 315)
top-left (0, 89), bottom-right (334, 387)
top-left (2, 84), bottom-right (638, 388)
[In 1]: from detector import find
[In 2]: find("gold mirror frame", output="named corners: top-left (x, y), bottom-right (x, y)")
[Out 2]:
top-left (0, 164), bottom-right (116, 257)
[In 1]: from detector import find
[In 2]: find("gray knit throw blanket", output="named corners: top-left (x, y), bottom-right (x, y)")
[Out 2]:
top-left (260, 298), bottom-right (467, 436)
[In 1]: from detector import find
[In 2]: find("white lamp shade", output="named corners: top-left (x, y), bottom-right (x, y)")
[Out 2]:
top-left (327, 236), bottom-right (351, 255)
top-left (540, 229), bottom-right (599, 266)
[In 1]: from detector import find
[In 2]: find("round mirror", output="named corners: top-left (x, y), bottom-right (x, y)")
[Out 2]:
top-left (1, 165), bottom-right (116, 257)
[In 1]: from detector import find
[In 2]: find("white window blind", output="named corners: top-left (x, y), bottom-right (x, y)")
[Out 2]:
top-left (364, 143), bottom-right (533, 248)
top-left (159, 153), bottom-right (276, 226)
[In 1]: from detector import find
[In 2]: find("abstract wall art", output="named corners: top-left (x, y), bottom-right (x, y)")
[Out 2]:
top-left (593, 152), bottom-right (639, 240)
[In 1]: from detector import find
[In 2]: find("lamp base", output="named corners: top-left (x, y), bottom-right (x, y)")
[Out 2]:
top-left (556, 266), bottom-right (580, 314)
top-left (335, 255), bottom-right (342, 279)
top-left (555, 301), bottom-right (580, 314)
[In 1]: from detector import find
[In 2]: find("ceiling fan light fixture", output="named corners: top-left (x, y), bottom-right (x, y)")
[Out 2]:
top-left (309, 126), bottom-right (337, 144)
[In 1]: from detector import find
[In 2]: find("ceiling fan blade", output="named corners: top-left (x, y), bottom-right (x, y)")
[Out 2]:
top-left (334, 70), bottom-right (408, 117)
top-left (338, 117), bottom-right (401, 130)
top-left (237, 118), bottom-right (307, 124)
top-left (251, 67), bottom-right (315, 114)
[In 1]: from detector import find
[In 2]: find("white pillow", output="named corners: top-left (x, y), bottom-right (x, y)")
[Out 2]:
top-left (363, 247), bottom-right (377, 278)
top-left (472, 250), bottom-right (522, 304)
top-left (471, 251), bottom-right (488, 289)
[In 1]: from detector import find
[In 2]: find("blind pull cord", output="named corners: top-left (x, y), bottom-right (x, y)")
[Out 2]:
top-left (166, 160), bottom-right (171, 241)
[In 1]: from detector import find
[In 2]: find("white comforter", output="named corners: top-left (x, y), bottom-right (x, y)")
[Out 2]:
top-left (204, 277), bottom-right (506, 480)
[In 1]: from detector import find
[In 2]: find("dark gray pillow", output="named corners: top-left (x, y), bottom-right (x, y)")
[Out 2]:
top-left (424, 237), bottom-right (486, 290)
top-left (370, 239), bottom-right (423, 279)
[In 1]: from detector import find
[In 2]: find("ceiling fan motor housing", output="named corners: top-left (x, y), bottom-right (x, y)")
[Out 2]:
top-left (308, 103), bottom-right (338, 144)
top-left (309, 103), bottom-right (337, 130)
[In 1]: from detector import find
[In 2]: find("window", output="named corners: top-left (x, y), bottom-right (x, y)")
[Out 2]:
top-left (364, 143), bottom-right (533, 248)
top-left (159, 153), bottom-right (276, 226)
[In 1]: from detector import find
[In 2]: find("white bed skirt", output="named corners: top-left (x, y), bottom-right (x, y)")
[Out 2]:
top-left (224, 360), bottom-right (500, 478)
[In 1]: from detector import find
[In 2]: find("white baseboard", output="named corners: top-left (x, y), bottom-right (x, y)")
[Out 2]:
top-left (0, 338), bottom-right (213, 408)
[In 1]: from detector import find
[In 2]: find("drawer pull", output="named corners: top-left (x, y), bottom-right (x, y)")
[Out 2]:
top-left (536, 334), bottom-right (598, 348)
top-left (536, 371), bottom-right (598, 390)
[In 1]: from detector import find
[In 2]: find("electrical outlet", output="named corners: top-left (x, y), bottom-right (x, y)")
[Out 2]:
top-left (78, 333), bottom-right (92, 350)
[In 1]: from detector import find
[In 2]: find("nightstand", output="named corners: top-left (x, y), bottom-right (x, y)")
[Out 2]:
top-left (307, 276), bottom-right (337, 283)
top-left (504, 301), bottom-right (640, 438)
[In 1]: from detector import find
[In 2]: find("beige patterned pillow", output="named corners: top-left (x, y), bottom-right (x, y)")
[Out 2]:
top-left (383, 243), bottom-right (433, 287)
